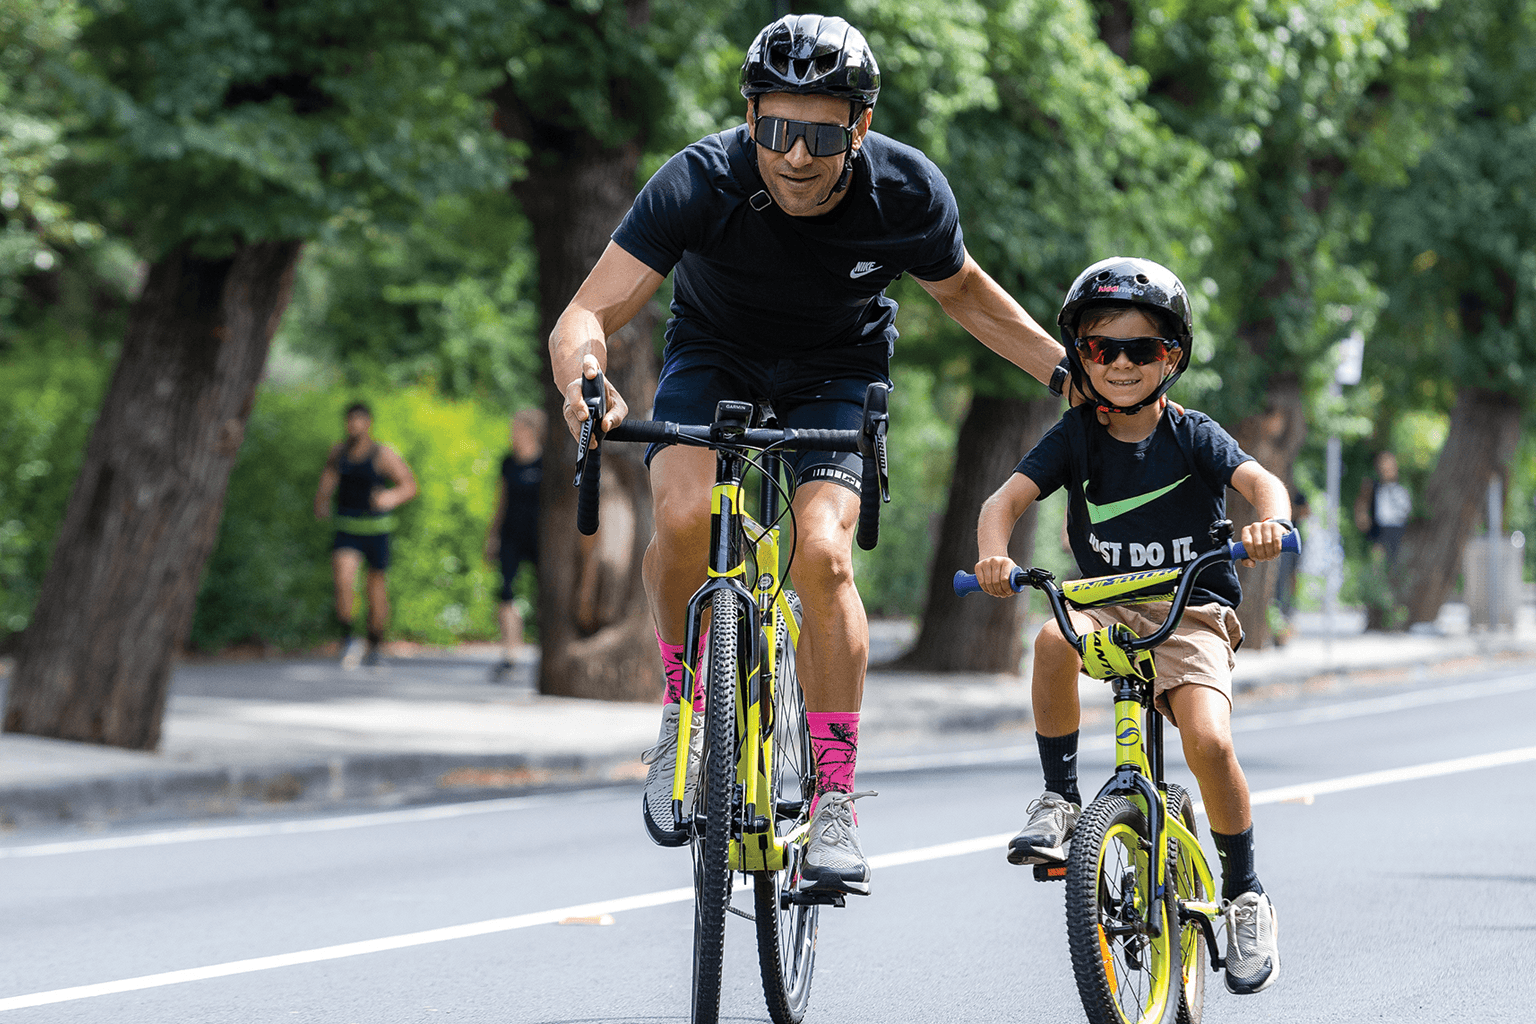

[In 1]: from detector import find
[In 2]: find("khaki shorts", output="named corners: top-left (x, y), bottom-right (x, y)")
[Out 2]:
top-left (1079, 601), bottom-right (1243, 723)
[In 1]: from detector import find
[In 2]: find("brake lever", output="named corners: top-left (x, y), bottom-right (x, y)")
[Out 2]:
top-left (573, 372), bottom-right (606, 487)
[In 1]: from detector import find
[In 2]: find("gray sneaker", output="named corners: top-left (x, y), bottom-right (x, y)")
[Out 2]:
top-left (339, 637), bottom-right (364, 671)
top-left (1224, 891), bottom-right (1281, 994)
top-left (640, 703), bottom-right (702, 848)
top-left (1007, 792), bottom-right (1081, 865)
top-left (797, 790), bottom-right (877, 896)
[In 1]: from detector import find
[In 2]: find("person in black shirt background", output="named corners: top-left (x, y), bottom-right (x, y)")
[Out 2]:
top-left (485, 408), bottom-right (545, 682)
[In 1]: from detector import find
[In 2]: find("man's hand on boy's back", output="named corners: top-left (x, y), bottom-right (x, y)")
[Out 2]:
top-left (976, 555), bottom-right (1021, 598)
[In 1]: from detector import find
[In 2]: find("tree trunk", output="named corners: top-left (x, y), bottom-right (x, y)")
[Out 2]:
top-left (4, 240), bottom-right (303, 749)
top-left (892, 394), bottom-right (1059, 673)
top-left (495, 85), bottom-right (661, 702)
top-left (1226, 373), bottom-right (1308, 647)
top-left (1395, 386), bottom-right (1522, 626)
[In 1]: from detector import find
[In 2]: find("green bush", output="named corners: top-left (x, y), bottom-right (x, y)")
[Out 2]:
top-left (0, 346), bottom-right (108, 635)
top-left (190, 383), bottom-right (516, 651)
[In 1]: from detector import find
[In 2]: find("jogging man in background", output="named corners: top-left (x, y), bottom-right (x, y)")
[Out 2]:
top-left (314, 402), bottom-right (418, 669)
top-left (551, 14), bottom-right (1072, 896)
top-left (485, 408), bottom-right (546, 681)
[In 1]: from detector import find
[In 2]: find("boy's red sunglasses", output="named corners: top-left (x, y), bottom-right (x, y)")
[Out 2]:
top-left (1075, 335), bottom-right (1180, 366)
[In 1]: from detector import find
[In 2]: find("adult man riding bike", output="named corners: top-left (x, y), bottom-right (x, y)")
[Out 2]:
top-left (551, 13), bottom-right (1071, 896)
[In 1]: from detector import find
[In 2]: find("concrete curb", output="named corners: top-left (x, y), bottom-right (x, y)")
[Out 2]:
top-left (0, 750), bottom-right (646, 831)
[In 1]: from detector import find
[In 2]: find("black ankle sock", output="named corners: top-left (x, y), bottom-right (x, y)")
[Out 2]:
top-left (366, 628), bottom-right (383, 648)
top-left (1036, 731), bottom-right (1081, 806)
top-left (1211, 825), bottom-right (1263, 901)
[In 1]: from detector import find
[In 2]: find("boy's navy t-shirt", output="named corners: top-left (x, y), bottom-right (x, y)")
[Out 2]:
top-left (611, 124), bottom-right (965, 369)
top-left (1016, 405), bottom-right (1254, 607)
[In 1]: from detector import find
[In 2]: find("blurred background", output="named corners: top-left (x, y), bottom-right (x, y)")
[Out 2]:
top-left (3, 0), bottom-right (1534, 748)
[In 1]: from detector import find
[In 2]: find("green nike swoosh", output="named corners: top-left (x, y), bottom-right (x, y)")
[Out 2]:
top-left (1082, 476), bottom-right (1189, 524)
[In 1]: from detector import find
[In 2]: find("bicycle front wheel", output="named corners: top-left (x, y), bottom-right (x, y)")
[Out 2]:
top-left (754, 592), bottom-right (818, 1023)
top-left (691, 591), bottom-right (741, 1024)
top-left (1066, 795), bottom-right (1181, 1024)
top-left (1166, 784), bottom-right (1206, 1024)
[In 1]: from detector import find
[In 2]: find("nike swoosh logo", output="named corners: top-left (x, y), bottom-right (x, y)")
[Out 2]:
top-left (849, 262), bottom-right (882, 279)
top-left (1082, 475), bottom-right (1189, 524)
top-left (1063, 752), bottom-right (1077, 762)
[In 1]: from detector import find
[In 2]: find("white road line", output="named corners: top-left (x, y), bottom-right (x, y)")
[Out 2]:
top-left (4, 744), bottom-right (1532, 1013)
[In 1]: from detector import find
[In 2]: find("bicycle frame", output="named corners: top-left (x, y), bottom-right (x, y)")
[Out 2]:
top-left (671, 441), bottom-right (804, 873)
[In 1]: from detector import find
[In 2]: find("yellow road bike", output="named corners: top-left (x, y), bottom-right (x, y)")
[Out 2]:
top-left (955, 522), bottom-right (1298, 1024)
top-left (575, 372), bottom-right (889, 1024)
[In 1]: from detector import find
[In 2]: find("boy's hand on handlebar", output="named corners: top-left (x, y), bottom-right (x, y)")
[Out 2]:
top-left (1238, 518), bottom-right (1288, 567)
top-left (975, 556), bottom-right (1019, 598)
top-left (562, 355), bottom-right (629, 445)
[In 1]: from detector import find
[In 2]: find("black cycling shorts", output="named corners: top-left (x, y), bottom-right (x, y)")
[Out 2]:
top-left (498, 535), bottom-right (537, 601)
top-left (645, 345), bottom-right (889, 496)
top-left (333, 530), bottom-right (391, 571)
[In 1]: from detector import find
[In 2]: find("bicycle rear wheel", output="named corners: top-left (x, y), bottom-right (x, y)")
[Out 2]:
top-left (1066, 795), bottom-right (1181, 1024)
top-left (754, 592), bottom-right (818, 1024)
top-left (691, 591), bottom-right (741, 1024)
top-left (1166, 784), bottom-right (1206, 1024)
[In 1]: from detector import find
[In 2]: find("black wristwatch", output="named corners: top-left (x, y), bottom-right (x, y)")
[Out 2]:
top-left (1048, 356), bottom-right (1072, 399)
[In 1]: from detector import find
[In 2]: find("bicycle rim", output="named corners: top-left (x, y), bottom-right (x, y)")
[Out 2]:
top-left (1166, 785), bottom-right (1206, 1024)
top-left (754, 592), bottom-right (818, 1023)
top-left (691, 592), bottom-right (740, 1024)
top-left (1066, 796), bottom-right (1180, 1024)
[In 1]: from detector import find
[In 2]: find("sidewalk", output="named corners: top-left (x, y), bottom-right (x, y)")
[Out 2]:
top-left (2, 604), bottom-right (1534, 832)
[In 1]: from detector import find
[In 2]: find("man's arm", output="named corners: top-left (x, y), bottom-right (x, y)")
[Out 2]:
top-left (1230, 459), bottom-right (1292, 567)
top-left (485, 478), bottom-right (506, 563)
top-left (551, 241), bottom-right (666, 440)
top-left (373, 446), bottom-right (419, 513)
top-left (314, 445), bottom-right (340, 520)
top-left (916, 249), bottom-right (1066, 388)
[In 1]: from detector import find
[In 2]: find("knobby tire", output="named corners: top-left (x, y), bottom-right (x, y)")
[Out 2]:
top-left (1066, 795), bottom-right (1181, 1024)
top-left (691, 592), bottom-right (740, 1024)
top-left (1166, 784), bottom-right (1206, 1024)
top-left (754, 592), bottom-right (818, 1023)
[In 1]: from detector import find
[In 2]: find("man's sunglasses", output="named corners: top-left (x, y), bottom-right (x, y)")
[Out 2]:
top-left (754, 115), bottom-right (854, 157)
top-left (1075, 335), bottom-right (1180, 366)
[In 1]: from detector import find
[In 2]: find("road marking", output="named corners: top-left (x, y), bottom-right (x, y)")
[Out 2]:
top-left (0, 792), bottom-right (590, 859)
top-left (5, 744), bottom-right (1533, 1013)
top-left (861, 670), bottom-right (1536, 774)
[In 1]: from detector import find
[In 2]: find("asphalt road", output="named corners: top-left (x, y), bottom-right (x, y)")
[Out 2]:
top-left (2, 665), bottom-right (1533, 1023)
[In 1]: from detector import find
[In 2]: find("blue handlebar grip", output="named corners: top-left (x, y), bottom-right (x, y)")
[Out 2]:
top-left (1227, 529), bottom-right (1301, 562)
top-left (953, 570), bottom-right (983, 596)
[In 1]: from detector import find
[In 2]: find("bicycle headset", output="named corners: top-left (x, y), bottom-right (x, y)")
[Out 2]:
top-left (1056, 256), bottom-right (1194, 416)
top-left (740, 14), bottom-right (881, 205)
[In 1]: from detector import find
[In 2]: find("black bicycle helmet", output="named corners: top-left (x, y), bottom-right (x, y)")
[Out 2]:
top-left (1056, 256), bottom-right (1194, 414)
top-left (740, 14), bottom-right (880, 110)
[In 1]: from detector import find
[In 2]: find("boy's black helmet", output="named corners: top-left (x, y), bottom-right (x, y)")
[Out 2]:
top-left (740, 15), bottom-right (880, 109)
top-left (1057, 256), bottom-right (1194, 414)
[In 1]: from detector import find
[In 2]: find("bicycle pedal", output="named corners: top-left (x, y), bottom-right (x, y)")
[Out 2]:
top-left (781, 890), bottom-right (846, 909)
top-left (1032, 863), bottom-right (1067, 882)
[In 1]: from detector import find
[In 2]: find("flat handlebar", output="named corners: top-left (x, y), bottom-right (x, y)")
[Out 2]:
top-left (951, 529), bottom-right (1300, 656)
top-left (572, 372), bottom-right (890, 549)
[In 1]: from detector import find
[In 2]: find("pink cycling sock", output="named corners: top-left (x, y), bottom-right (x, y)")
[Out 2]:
top-left (657, 630), bottom-right (707, 712)
top-left (808, 711), bottom-right (860, 818)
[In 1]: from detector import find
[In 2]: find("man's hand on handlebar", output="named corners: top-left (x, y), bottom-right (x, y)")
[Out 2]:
top-left (562, 354), bottom-right (629, 445)
top-left (975, 555), bottom-right (1020, 599)
top-left (1237, 518), bottom-right (1288, 568)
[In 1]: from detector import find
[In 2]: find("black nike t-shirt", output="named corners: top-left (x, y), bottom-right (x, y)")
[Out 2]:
top-left (1016, 405), bottom-right (1254, 607)
top-left (611, 123), bottom-right (966, 363)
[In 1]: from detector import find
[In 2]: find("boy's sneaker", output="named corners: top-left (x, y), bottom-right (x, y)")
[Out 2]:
top-left (1224, 891), bottom-right (1281, 994)
top-left (1007, 792), bottom-right (1081, 865)
top-left (797, 790), bottom-right (877, 896)
top-left (640, 703), bottom-right (702, 847)
top-left (339, 637), bottom-right (364, 671)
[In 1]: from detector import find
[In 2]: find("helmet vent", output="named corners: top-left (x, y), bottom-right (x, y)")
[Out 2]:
top-left (1096, 271), bottom-right (1111, 280)
top-left (1136, 274), bottom-right (1149, 283)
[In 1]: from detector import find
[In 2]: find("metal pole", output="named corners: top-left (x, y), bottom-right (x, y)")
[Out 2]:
top-left (1489, 475), bottom-right (1503, 629)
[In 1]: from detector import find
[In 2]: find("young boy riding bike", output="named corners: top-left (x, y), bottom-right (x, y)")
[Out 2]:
top-left (972, 257), bottom-right (1290, 996)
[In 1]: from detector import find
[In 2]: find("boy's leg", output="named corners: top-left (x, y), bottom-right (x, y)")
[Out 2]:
top-left (1009, 614), bottom-right (1093, 865)
top-left (1166, 681), bottom-right (1280, 995)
